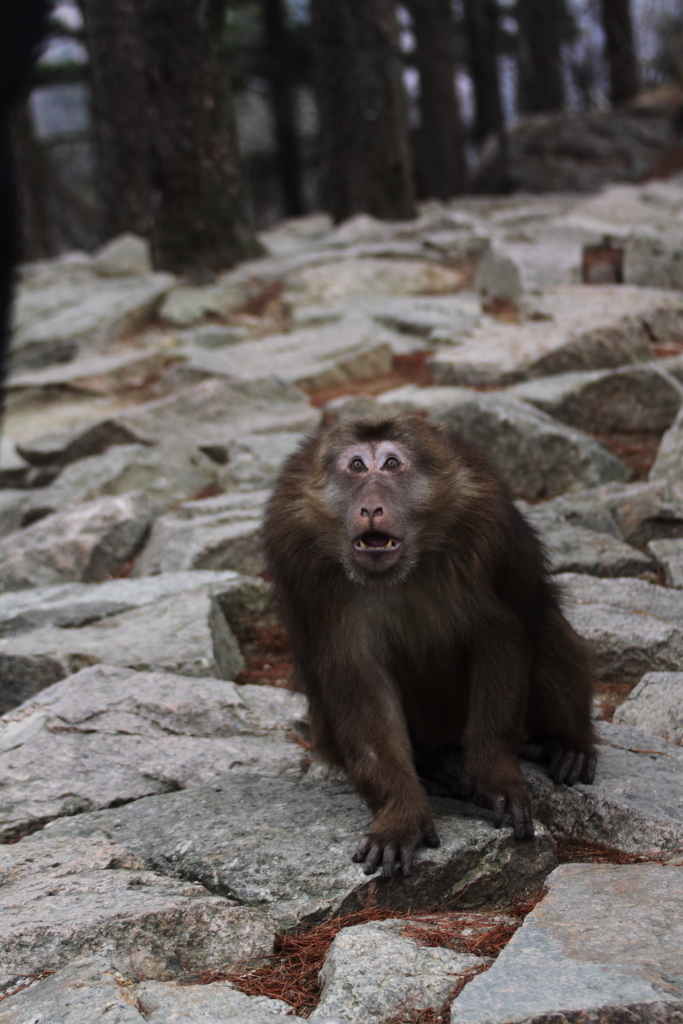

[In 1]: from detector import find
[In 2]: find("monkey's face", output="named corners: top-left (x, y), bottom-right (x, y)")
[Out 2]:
top-left (326, 439), bottom-right (426, 585)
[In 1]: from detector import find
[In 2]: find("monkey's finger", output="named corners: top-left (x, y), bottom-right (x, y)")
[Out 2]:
top-left (552, 749), bottom-right (577, 785)
top-left (548, 744), bottom-right (564, 778)
top-left (581, 753), bottom-right (597, 785)
top-left (564, 752), bottom-right (584, 787)
top-left (363, 842), bottom-right (383, 875)
top-left (424, 829), bottom-right (441, 848)
top-left (382, 843), bottom-right (398, 879)
top-left (491, 795), bottom-right (506, 828)
top-left (400, 844), bottom-right (414, 878)
top-left (352, 836), bottom-right (372, 863)
top-left (510, 798), bottom-right (534, 841)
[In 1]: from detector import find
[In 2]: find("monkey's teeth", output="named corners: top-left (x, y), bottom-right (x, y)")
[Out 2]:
top-left (384, 539), bottom-right (393, 548)
top-left (358, 540), bottom-right (368, 549)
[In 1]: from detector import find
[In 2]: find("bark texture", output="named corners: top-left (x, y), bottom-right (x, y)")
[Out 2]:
top-left (407, 0), bottom-right (466, 199)
top-left (517, 0), bottom-right (565, 113)
top-left (462, 0), bottom-right (503, 143)
top-left (599, 0), bottom-right (639, 106)
top-left (264, 0), bottom-right (304, 217)
top-left (135, 0), bottom-right (261, 276)
top-left (310, 0), bottom-right (415, 223)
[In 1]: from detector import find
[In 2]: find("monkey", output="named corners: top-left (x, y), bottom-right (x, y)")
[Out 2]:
top-left (262, 414), bottom-right (597, 879)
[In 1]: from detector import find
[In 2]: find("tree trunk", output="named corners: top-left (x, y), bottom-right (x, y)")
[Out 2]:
top-left (462, 0), bottom-right (503, 143)
top-left (264, 0), bottom-right (304, 218)
top-left (599, 0), bottom-right (639, 106)
top-left (135, 0), bottom-right (261, 277)
top-left (406, 0), bottom-right (466, 199)
top-left (81, 0), bottom-right (153, 240)
top-left (516, 0), bottom-right (564, 113)
top-left (11, 100), bottom-right (55, 260)
top-left (310, 0), bottom-right (415, 223)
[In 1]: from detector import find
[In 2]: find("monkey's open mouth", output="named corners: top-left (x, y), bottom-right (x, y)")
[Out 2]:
top-left (354, 531), bottom-right (402, 552)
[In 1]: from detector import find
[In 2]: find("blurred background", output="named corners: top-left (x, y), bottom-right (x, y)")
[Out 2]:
top-left (12, 0), bottom-right (683, 274)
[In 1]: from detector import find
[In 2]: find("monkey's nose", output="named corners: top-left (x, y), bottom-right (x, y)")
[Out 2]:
top-left (361, 506), bottom-right (384, 521)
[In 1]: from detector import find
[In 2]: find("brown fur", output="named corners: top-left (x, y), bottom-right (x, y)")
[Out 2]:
top-left (263, 415), bottom-right (597, 877)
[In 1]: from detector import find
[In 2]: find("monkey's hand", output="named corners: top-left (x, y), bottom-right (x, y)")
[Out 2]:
top-left (352, 810), bottom-right (440, 879)
top-left (481, 782), bottom-right (534, 841)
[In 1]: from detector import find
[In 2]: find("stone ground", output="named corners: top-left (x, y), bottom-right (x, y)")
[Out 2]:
top-left (2, 192), bottom-right (683, 1022)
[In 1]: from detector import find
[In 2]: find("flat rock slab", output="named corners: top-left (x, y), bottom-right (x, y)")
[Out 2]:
top-left (0, 492), bottom-right (154, 593)
top-left (451, 863), bottom-right (683, 1023)
top-left (282, 258), bottom-right (465, 307)
top-left (181, 318), bottom-right (395, 391)
top-left (134, 491), bottom-right (270, 577)
top-left (0, 586), bottom-right (244, 711)
top-left (0, 664), bottom-right (307, 843)
top-left (648, 538), bottom-right (683, 588)
top-left (312, 919), bottom-right (486, 1024)
top-left (651, 406), bottom-right (683, 482)
top-left (613, 672), bottom-right (683, 746)
top-left (219, 432), bottom-right (304, 492)
top-left (376, 386), bottom-right (627, 499)
top-left (0, 833), bottom-right (275, 989)
top-left (523, 720), bottom-right (683, 855)
top-left (559, 572), bottom-right (683, 684)
top-left (510, 362), bottom-right (683, 434)
top-left (474, 239), bottom-right (581, 301)
top-left (40, 772), bottom-right (557, 931)
top-left (428, 285), bottom-right (683, 387)
top-left (6, 348), bottom-right (182, 399)
top-left (0, 569), bottom-right (271, 636)
top-left (544, 479), bottom-right (683, 548)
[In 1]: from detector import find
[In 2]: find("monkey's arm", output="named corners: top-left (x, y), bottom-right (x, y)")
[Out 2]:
top-left (463, 608), bottom-right (535, 841)
top-left (304, 653), bottom-right (439, 878)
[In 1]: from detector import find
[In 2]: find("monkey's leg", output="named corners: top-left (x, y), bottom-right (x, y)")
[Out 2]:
top-left (306, 667), bottom-right (440, 878)
top-left (463, 615), bottom-right (534, 841)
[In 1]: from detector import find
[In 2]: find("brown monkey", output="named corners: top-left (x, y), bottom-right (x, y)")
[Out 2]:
top-left (263, 415), bottom-right (596, 878)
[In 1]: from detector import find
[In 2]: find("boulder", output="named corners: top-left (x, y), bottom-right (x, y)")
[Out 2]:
top-left (474, 239), bottom-right (581, 302)
top-left (159, 262), bottom-right (277, 327)
top-left (650, 406), bottom-right (683, 482)
top-left (219, 432), bottom-right (304, 491)
top-left (613, 672), bottom-right (683, 745)
top-left (40, 773), bottom-right (557, 931)
top-left (0, 833), bottom-right (275, 989)
top-left (92, 233), bottom-right (152, 277)
top-left (282, 258), bottom-right (465, 307)
top-left (0, 438), bottom-right (29, 488)
top-left (648, 537), bottom-right (683, 588)
top-left (428, 285), bottom-right (683, 387)
top-left (133, 491), bottom-right (269, 578)
top-left (0, 664), bottom-right (308, 840)
top-left (0, 492), bottom-right (154, 593)
top-left (312, 919), bottom-right (486, 1024)
top-left (376, 385), bottom-right (628, 500)
top-left (624, 229), bottom-right (683, 290)
top-left (544, 479), bottom-right (683, 547)
top-left (451, 863), bottom-right (683, 1024)
top-left (6, 348), bottom-right (182, 400)
top-left (0, 587), bottom-right (244, 712)
top-left (510, 363), bottom-right (683, 434)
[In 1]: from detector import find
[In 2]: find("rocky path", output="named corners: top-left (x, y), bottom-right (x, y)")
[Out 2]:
top-left (1, 184), bottom-right (683, 1022)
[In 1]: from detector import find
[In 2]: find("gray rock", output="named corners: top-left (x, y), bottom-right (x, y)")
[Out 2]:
top-left (624, 229), bottom-right (683, 290)
top-left (521, 504), bottom-right (653, 578)
top-left (15, 419), bottom-right (156, 470)
top-left (312, 919), bottom-right (485, 1024)
top-left (474, 239), bottom-right (581, 302)
top-left (428, 285), bottom-right (682, 387)
top-left (510, 363), bottom-right (683, 434)
top-left (0, 664), bottom-right (308, 841)
top-left (0, 957), bottom-right (146, 1023)
top-left (376, 385), bottom-right (627, 500)
top-left (159, 262), bottom-right (276, 327)
top-left (451, 862), bottom-right (683, 1024)
top-left (0, 491), bottom-right (154, 592)
top-left (0, 587), bottom-right (244, 710)
top-left (651, 406), bottom-right (683, 482)
top-left (7, 348), bottom-right (182, 401)
top-left (282, 258), bottom-right (465, 307)
top-left (0, 569), bottom-right (272, 637)
top-left (137, 978), bottom-right (290, 1019)
top-left (0, 832), bottom-right (275, 989)
top-left (0, 438), bottom-right (29, 488)
top-left (559, 572), bottom-right (683, 685)
top-left (544, 479), bottom-right (683, 548)
top-left (92, 233), bottom-right (152, 277)
top-left (218, 432), bottom-right (304, 491)
top-left (523, 719), bottom-right (683, 854)
top-left (134, 491), bottom-right (269, 578)
top-left (648, 538), bottom-right (683, 588)
top-left (613, 672), bottom-right (683, 746)
top-left (180, 317), bottom-right (395, 391)
top-left (41, 773), bottom-right (557, 931)
top-left (12, 272), bottom-right (175, 357)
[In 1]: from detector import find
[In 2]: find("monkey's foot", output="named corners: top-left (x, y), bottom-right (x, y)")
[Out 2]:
top-left (352, 826), bottom-right (440, 879)
top-left (481, 785), bottom-right (534, 841)
top-left (520, 741), bottom-right (596, 786)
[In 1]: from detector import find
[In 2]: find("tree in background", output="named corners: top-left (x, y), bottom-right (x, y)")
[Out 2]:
top-left (461, 0), bottom-right (504, 143)
top-left (310, 0), bottom-right (415, 222)
top-left (406, 0), bottom-right (466, 199)
top-left (81, 0), bottom-right (153, 240)
top-left (599, 0), bottom-right (639, 105)
top-left (263, 0), bottom-right (304, 217)
top-left (516, 0), bottom-right (571, 113)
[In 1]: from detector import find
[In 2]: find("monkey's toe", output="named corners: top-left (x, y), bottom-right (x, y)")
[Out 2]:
top-left (580, 752), bottom-right (597, 785)
top-left (551, 748), bottom-right (594, 786)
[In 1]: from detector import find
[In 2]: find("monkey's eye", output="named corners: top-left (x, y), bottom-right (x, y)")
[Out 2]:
top-left (383, 456), bottom-right (400, 470)
top-left (349, 457), bottom-right (366, 472)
